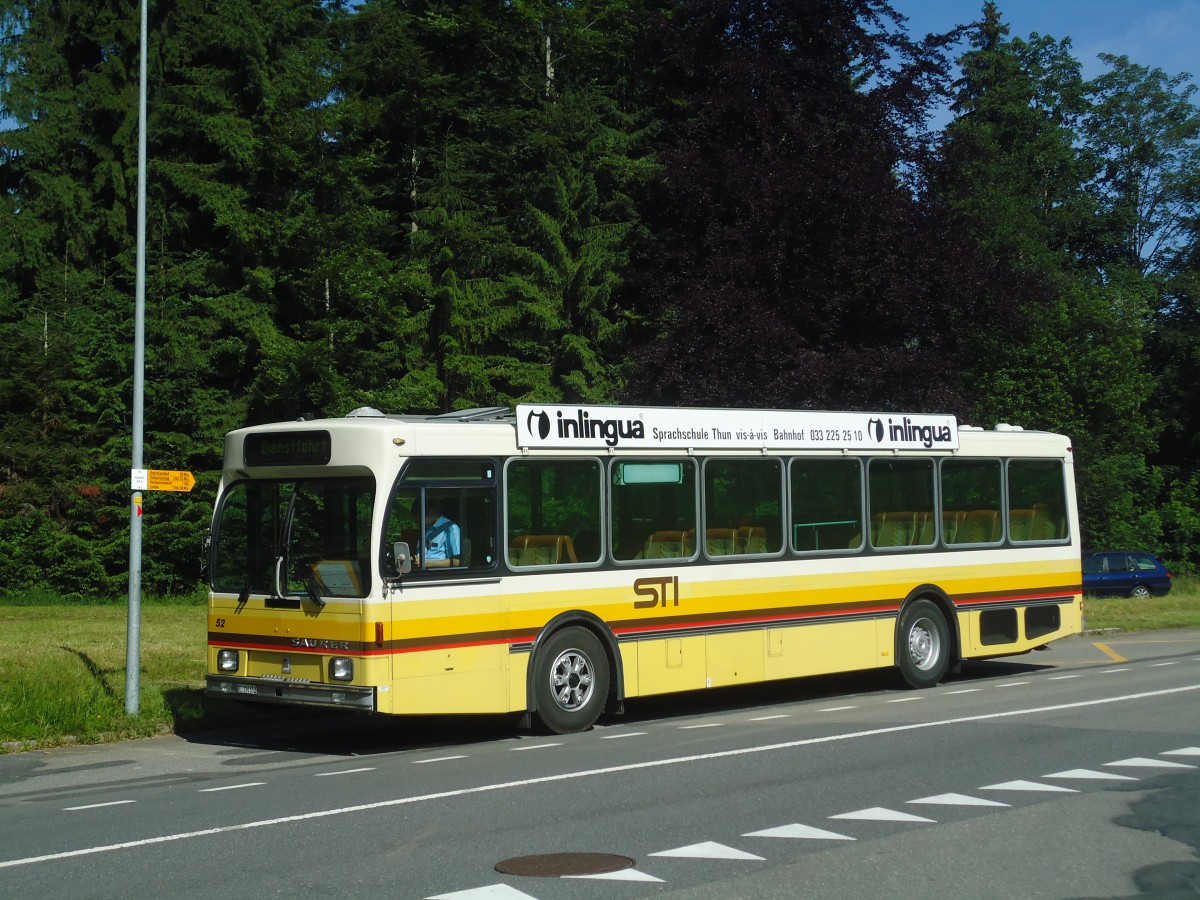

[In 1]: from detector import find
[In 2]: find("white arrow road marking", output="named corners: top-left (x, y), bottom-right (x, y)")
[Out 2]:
top-left (980, 780), bottom-right (1078, 793)
top-left (427, 886), bottom-right (538, 899)
top-left (1105, 757), bottom-right (1196, 769)
top-left (565, 868), bottom-right (663, 882)
top-left (907, 793), bottom-right (1010, 807)
top-left (1043, 769), bottom-right (1139, 781)
top-left (649, 842), bottom-right (764, 861)
top-left (829, 807), bottom-right (936, 823)
top-left (744, 824), bottom-right (855, 841)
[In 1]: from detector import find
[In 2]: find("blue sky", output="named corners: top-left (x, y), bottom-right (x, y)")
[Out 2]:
top-left (892, 0), bottom-right (1199, 80)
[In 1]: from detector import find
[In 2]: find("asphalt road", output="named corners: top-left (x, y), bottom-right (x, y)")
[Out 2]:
top-left (1, 628), bottom-right (1198, 899)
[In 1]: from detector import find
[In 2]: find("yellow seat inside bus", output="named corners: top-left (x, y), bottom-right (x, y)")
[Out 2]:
top-left (1008, 505), bottom-right (1065, 541)
top-left (508, 534), bottom-right (579, 566)
top-left (705, 527), bottom-right (737, 556)
top-left (642, 530), bottom-right (692, 559)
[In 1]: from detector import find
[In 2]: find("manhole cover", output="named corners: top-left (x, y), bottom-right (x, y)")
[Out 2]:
top-left (495, 852), bottom-right (635, 878)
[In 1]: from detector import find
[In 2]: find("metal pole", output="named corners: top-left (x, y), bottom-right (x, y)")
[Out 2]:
top-left (126, 0), bottom-right (149, 716)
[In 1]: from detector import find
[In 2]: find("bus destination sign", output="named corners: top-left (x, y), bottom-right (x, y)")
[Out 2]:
top-left (244, 430), bottom-right (333, 467)
top-left (516, 405), bottom-right (959, 452)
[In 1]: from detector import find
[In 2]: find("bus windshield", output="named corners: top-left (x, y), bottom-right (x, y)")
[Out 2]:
top-left (211, 477), bottom-right (375, 600)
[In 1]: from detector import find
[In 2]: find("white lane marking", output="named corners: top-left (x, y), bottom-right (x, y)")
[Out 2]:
top-left (427, 886), bottom-right (537, 899)
top-left (997, 681), bottom-right (1029, 688)
top-left (413, 756), bottom-right (468, 765)
top-left (1162, 747), bottom-right (1200, 756)
top-left (980, 780), bottom-right (1077, 793)
top-left (887, 697), bottom-right (921, 703)
top-left (1150, 662), bottom-right (1180, 667)
top-left (830, 807), bottom-right (935, 823)
top-left (599, 732), bottom-right (646, 739)
top-left (745, 823), bottom-right (855, 841)
top-left (64, 800), bottom-right (136, 812)
top-left (908, 793), bottom-right (1009, 807)
top-left (649, 841), bottom-right (763, 861)
top-left (1043, 769), bottom-right (1138, 781)
top-left (942, 689), bottom-right (981, 695)
top-left (1105, 757), bottom-right (1197, 770)
top-left (315, 767), bottom-right (376, 777)
top-left (512, 743), bottom-right (562, 751)
top-left (749, 715), bottom-right (790, 721)
top-left (818, 705), bottom-right (858, 712)
top-left (5, 682), bottom-right (1198, 870)
top-left (565, 868), bottom-right (663, 882)
top-left (198, 783), bottom-right (265, 793)
top-left (679, 723), bottom-right (723, 730)
top-left (1101, 668), bottom-right (1131, 674)
top-left (1048, 675), bottom-right (1080, 680)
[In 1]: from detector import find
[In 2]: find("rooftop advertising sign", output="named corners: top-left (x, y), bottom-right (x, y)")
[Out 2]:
top-left (516, 405), bottom-right (959, 452)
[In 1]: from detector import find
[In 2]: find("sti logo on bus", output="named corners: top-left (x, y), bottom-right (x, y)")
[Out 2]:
top-left (633, 575), bottom-right (680, 609)
top-left (867, 416), bottom-right (954, 449)
top-left (527, 407), bottom-right (645, 448)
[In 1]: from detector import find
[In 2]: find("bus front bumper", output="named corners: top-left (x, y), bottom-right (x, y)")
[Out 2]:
top-left (206, 675), bottom-right (376, 712)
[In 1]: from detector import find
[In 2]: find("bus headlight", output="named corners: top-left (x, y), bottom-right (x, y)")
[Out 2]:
top-left (329, 657), bottom-right (354, 681)
top-left (217, 649), bottom-right (240, 672)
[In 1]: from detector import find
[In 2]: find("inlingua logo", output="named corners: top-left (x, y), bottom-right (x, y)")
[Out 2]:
top-left (527, 407), bottom-right (645, 447)
top-left (883, 416), bottom-right (953, 449)
top-left (526, 408), bottom-right (552, 440)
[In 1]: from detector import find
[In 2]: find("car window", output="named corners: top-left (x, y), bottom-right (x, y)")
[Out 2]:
top-left (1134, 556), bottom-right (1160, 571)
top-left (1082, 556), bottom-right (1104, 575)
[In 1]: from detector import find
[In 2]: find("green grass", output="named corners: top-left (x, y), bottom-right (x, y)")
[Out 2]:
top-left (1083, 575), bottom-right (1200, 632)
top-left (3, 578), bottom-right (1198, 751)
top-left (0, 598), bottom-right (285, 751)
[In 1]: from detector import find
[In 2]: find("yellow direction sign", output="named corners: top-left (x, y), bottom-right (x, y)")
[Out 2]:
top-left (146, 469), bottom-right (196, 492)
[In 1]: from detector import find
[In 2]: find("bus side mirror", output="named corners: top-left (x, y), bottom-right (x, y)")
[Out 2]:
top-left (393, 541), bottom-right (412, 575)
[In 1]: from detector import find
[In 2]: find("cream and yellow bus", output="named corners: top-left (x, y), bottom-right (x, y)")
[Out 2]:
top-left (206, 404), bottom-right (1082, 733)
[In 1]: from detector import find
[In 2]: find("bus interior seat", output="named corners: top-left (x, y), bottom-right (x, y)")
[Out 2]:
top-left (959, 509), bottom-right (1000, 544)
top-left (942, 510), bottom-right (966, 544)
top-left (913, 511), bottom-right (935, 545)
top-left (705, 527), bottom-right (737, 556)
top-left (509, 534), bottom-right (579, 566)
top-left (872, 511), bottom-right (917, 548)
top-left (736, 525), bottom-right (767, 554)
top-left (1008, 508), bottom-right (1034, 541)
top-left (1009, 505), bottom-right (1065, 541)
top-left (645, 530), bottom-right (688, 559)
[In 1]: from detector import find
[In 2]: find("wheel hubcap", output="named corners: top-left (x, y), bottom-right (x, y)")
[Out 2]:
top-left (549, 649), bottom-right (594, 711)
top-left (908, 618), bottom-right (941, 671)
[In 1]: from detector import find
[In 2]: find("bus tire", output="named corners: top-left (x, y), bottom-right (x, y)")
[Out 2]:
top-left (534, 626), bottom-right (609, 734)
top-left (896, 598), bottom-right (949, 689)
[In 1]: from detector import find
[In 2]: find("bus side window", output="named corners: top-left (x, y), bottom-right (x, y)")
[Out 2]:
top-left (1007, 460), bottom-right (1068, 542)
top-left (790, 458), bottom-right (863, 552)
top-left (505, 458), bottom-right (602, 567)
top-left (703, 458), bottom-right (783, 557)
top-left (942, 458), bottom-right (1002, 547)
top-left (867, 458), bottom-right (935, 549)
top-left (384, 459), bottom-right (499, 573)
top-left (610, 460), bottom-right (697, 562)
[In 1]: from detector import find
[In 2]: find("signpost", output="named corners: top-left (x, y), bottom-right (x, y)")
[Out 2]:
top-left (131, 469), bottom-right (197, 493)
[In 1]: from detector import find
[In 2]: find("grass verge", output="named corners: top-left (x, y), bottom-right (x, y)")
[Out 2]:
top-left (2, 578), bottom-right (1197, 752)
top-left (1082, 575), bottom-right (1200, 631)
top-left (0, 598), bottom-right (290, 752)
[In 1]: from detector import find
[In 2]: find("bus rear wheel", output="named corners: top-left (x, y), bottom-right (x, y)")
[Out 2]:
top-left (896, 599), bottom-right (949, 689)
top-left (534, 626), bottom-right (609, 734)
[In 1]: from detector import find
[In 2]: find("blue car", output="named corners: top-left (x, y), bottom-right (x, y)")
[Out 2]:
top-left (1082, 552), bottom-right (1172, 598)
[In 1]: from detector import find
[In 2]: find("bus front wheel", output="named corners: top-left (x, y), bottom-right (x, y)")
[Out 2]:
top-left (534, 626), bottom-right (609, 734)
top-left (896, 599), bottom-right (950, 689)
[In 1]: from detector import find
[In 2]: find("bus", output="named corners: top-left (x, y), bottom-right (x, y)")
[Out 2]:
top-left (206, 404), bottom-right (1082, 734)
